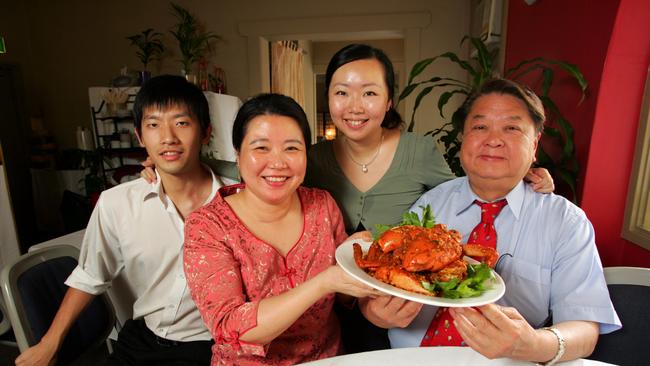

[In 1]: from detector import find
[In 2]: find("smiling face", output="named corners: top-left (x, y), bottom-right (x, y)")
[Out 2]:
top-left (237, 114), bottom-right (307, 205)
top-left (460, 93), bottom-right (541, 197)
top-left (328, 58), bottom-right (392, 142)
top-left (135, 104), bottom-right (210, 178)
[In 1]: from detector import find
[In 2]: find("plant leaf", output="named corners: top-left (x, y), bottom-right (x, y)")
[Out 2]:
top-left (536, 145), bottom-right (554, 167)
top-left (410, 86), bottom-right (434, 126)
top-left (437, 89), bottom-right (468, 118)
top-left (407, 58), bottom-right (435, 84)
top-left (543, 126), bottom-right (561, 138)
top-left (541, 68), bottom-right (554, 97)
top-left (438, 52), bottom-right (476, 76)
top-left (468, 37), bottom-right (492, 77)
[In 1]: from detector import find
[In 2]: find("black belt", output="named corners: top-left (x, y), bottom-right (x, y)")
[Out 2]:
top-left (154, 335), bottom-right (181, 347)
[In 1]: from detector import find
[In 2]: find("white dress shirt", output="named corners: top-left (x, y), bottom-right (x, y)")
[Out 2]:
top-left (389, 177), bottom-right (621, 348)
top-left (66, 168), bottom-right (223, 341)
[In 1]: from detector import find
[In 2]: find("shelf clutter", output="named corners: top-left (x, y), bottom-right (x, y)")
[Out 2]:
top-left (89, 87), bottom-right (145, 187)
top-left (87, 87), bottom-right (242, 187)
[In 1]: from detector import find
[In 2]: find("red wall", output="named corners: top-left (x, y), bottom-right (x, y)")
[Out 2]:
top-left (505, 0), bottom-right (620, 198)
top-left (581, 0), bottom-right (650, 267)
top-left (506, 0), bottom-right (650, 267)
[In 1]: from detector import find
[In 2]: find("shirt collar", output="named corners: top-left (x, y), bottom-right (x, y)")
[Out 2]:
top-left (143, 170), bottom-right (164, 202)
top-left (456, 178), bottom-right (526, 220)
top-left (143, 164), bottom-right (221, 207)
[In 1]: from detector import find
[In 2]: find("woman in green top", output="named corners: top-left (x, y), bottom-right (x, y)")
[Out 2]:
top-left (305, 44), bottom-right (552, 235)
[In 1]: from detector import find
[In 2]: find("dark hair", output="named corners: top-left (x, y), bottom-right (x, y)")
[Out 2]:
top-left (458, 78), bottom-right (546, 133)
top-left (325, 44), bottom-right (403, 129)
top-left (232, 93), bottom-right (312, 152)
top-left (133, 75), bottom-right (211, 135)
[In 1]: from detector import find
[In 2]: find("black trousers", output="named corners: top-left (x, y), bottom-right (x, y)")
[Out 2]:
top-left (335, 302), bottom-right (391, 353)
top-left (104, 319), bottom-right (213, 366)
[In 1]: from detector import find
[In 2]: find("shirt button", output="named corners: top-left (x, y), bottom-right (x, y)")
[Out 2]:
top-left (357, 213), bottom-right (361, 217)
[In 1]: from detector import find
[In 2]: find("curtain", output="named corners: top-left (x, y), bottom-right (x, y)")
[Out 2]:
top-left (271, 41), bottom-right (305, 108)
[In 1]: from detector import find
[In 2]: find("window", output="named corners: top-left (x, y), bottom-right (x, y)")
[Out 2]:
top-left (622, 67), bottom-right (650, 250)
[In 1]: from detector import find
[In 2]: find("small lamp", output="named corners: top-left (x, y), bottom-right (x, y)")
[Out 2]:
top-left (0, 36), bottom-right (6, 54)
top-left (325, 126), bottom-right (337, 140)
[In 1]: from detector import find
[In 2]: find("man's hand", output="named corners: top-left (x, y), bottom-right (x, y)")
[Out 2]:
top-left (359, 296), bottom-right (422, 329)
top-left (15, 338), bottom-right (58, 366)
top-left (450, 304), bottom-right (545, 360)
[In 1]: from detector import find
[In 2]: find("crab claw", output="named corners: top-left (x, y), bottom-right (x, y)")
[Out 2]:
top-left (463, 244), bottom-right (499, 268)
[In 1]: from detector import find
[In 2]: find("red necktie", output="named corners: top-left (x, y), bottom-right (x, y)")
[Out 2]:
top-left (420, 199), bottom-right (507, 347)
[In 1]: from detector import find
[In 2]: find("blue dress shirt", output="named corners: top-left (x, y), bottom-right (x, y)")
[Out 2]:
top-left (389, 177), bottom-right (621, 348)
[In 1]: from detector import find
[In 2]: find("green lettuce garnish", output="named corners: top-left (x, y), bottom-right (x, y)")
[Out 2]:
top-left (373, 205), bottom-right (436, 240)
top-left (421, 263), bottom-right (494, 299)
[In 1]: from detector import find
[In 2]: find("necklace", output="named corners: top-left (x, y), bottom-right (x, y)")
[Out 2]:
top-left (343, 132), bottom-right (384, 173)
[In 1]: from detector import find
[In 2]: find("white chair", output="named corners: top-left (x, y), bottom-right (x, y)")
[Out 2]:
top-left (0, 298), bottom-right (15, 346)
top-left (0, 301), bottom-right (10, 336)
top-left (602, 266), bottom-right (650, 285)
top-left (588, 266), bottom-right (650, 366)
top-left (0, 244), bottom-right (115, 365)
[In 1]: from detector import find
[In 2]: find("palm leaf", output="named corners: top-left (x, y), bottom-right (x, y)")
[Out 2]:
top-left (438, 89), bottom-right (469, 118)
top-left (407, 58), bottom-right (435, 84)
top-left (408, 85), bottom-right (434, 132)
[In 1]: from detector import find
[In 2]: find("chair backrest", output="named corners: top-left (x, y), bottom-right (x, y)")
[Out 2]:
top-left (0, 299), bottom-right (11, 337)
top-left (588, 266), bottom-right (650, 366)
top-left (603, 266), bottom-right (650, 286)
top-left (0, 244), bottom-right (116, 365)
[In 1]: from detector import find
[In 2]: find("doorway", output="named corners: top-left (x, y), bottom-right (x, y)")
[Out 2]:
top-left (238, 12), bottom-right (429, 142)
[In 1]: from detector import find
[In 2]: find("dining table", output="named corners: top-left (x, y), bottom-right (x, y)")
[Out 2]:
top-left (296, 347), bottom-right (615, 366)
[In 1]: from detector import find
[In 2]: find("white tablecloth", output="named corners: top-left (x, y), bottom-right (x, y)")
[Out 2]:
top-left (297, 347), bottom-right (615, 366)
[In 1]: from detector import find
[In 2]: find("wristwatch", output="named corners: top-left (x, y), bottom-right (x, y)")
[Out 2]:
top-left (536, 327), bottom-right (566, 366)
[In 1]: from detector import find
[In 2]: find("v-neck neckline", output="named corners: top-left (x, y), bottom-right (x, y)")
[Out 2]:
top-left (220, 184), bottom-right (307, 259)
top-left (329, 131), bottom-right (404, 194)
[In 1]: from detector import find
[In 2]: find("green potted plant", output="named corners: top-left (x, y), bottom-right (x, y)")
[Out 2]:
top-left (398, 36), bottom-right (587, 201)
top-left (126, 28), bottom-right (165, 84)
top-left (60, 148), bottom-right (106, 196)
top-left (169, 2), bottom-right (220, 79)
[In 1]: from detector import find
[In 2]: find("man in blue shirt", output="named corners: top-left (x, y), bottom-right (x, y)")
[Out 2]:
top-left (361, 79), bottom-right (620, 365)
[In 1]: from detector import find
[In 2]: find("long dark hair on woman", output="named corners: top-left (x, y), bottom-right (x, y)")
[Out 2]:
top-left (325, 44), bottom-right (403, 129)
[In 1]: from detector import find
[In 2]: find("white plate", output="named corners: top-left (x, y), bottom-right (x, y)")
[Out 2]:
top-left (336, 239), bottom-right (506, 307)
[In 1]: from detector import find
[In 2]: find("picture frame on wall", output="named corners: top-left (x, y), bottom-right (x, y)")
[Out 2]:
top-left (622, 66), bottom-right (650, 251)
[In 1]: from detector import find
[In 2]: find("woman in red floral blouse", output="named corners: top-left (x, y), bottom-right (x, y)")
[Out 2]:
top-left (183, 93), bottom-right (379, 365)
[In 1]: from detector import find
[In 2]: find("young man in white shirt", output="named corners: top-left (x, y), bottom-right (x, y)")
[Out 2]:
top-left (16, 75), bottom-right (223, 366)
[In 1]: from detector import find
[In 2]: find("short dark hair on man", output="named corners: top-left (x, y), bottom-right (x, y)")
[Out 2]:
top-left (232, 93), bottom-right (312, 152)
top-left (325, 44), bottom-right (403, 129)
top-left (133, 75), bottom-right (211, 136)
top-left (458, 78), bottom-right (546, 133)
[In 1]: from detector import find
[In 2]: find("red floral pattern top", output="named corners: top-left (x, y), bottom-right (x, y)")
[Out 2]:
top-left (184, 184), bottom-right (348, 365)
